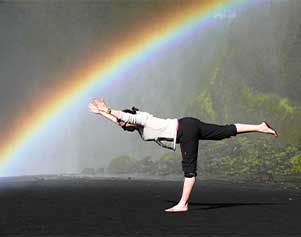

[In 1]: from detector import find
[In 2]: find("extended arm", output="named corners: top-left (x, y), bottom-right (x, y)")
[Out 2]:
top-left (89, 98), bottom-right (149, 126)
top-left (92, 98), bottom-right (121, 119)
top-left (99, 111), bottom-right (118, 124)
top-left (88, 98), bottom-right (120, 124)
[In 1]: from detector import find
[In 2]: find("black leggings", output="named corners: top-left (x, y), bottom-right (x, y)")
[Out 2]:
top-left (176, 117), bottom-right (237, 177)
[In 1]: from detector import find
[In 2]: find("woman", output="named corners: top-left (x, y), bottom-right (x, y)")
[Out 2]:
top-left (88, 98), bottom-right (278, 212)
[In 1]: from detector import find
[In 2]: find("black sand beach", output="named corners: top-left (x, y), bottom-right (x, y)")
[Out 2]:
top-left (0, 175), bottom-right (300, 237)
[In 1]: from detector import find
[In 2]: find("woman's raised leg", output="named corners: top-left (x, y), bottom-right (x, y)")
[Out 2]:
top-left (235, 121), bottom-right (278, 136)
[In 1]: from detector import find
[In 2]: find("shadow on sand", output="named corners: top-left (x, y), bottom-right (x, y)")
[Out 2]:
top-left (165, 200), bottom-right (284, 211)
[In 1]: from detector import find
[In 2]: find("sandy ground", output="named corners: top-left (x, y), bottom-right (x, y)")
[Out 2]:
top-left (0, 175), bottom-right (300, 237)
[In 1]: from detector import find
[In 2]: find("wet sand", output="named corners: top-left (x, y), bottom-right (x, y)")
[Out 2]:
top-left (0, 175), bottom-right (300, 236)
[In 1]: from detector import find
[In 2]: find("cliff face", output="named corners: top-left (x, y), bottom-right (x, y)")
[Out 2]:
top-left (184, 1), bottom-right (301, 177)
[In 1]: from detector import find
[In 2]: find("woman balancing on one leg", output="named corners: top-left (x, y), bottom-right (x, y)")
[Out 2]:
top-left (88, 98), bottom-right (278, 213)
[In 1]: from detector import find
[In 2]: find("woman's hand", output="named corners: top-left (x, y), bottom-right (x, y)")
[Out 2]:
top-left (88, 97), bottom-right (109, 114)
top-left (93, 98), bottom-right (108, 113)
top-left (88, 102), bottom-right (100, 114)
top-left (88, 97), bottom-right (121, 122)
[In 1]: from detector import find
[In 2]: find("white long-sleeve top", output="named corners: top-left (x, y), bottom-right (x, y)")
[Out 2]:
top-left (119, 111), bottom-right (178, 151)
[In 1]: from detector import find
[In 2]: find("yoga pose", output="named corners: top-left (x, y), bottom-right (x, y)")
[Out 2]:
top-left (88, 98), bottom-right (278, 212)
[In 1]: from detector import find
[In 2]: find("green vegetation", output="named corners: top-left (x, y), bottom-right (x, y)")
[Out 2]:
top-left (156, 152), bottom-right (182, 176)
top-left (290, 154), bottom-right (301, 174)
top-left (107, 139), bottom-right (300, 177)
top-left (199, 137), bottom-right (300, 177)
top-left (107, 152), bottom-right (182, 176)
top-left (107, 155), bottom-right (136, 174)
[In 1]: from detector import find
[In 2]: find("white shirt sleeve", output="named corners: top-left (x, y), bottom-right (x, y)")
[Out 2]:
top-left (119, 111), bottom-right (150, 126)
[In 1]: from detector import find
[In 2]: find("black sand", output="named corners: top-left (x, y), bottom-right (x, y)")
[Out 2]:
top-left (0, 175), bottom-right (300, 237)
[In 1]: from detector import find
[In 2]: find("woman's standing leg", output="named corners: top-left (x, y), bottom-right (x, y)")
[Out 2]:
top-left (165, 177), bottom-right (196, 212)
top-left (165, 140), bottom-right (199, 212)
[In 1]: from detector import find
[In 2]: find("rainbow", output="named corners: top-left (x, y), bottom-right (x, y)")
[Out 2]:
top-left (0, 0), bottom-right (250, 176)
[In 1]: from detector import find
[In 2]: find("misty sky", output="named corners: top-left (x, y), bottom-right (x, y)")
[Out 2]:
top-left (0, 0), bottom-right (300, 177)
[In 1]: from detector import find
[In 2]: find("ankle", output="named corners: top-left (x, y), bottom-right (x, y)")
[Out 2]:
top-left (258, 123), bottom-right (264, 132)
top-left (178, 200), bottom-right (188, 207)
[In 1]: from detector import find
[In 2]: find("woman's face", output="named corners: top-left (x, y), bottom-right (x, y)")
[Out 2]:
top-left (118, 121), bottom-right (137, 132)
top-left (118, 121), bottom-right (126, 127)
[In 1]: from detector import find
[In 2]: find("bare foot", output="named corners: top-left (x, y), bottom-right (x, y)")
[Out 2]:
top-left (260, 122), bottom-right (278, 137)
top-left (165, 204), bottom-right (188, 212)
